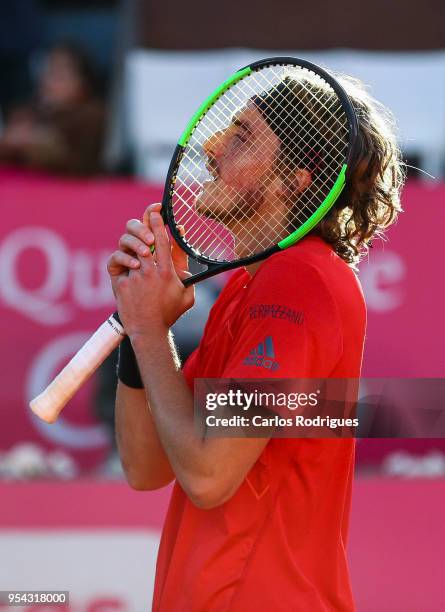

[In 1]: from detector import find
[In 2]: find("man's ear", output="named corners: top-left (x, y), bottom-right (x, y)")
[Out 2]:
top-left (274, 168), bottom-right (312, 200)
top-left (293, 168), bottom-right (312, 193)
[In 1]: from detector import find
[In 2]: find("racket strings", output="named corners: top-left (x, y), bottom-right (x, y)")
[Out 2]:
top-left (175, 83), bottom-right (344, 258)
top-left (244, 73), bottom-right (347, 161)
top-left (175, 131), bottom-right (302, 258)
top-left (190, 72), bottom-right (347, 198)
top-left (247, 76), bottom-right (348, 185)
top-left (176, 72), bottom-right (346, 245)
top-left (172, 65), bottom-right (349, 262)
top-left (228, 68), bottom-right (348, 179)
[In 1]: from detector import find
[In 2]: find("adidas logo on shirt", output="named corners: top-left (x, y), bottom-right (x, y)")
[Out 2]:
top-left (243, 336), bottom-right (280, 371)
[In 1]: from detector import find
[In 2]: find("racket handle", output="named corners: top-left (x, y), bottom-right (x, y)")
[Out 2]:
top-left (29, 314), bottom-right (125, 423)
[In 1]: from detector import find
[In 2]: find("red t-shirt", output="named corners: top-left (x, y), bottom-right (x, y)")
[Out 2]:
top-left (152, 236), bottom-right (366, 612)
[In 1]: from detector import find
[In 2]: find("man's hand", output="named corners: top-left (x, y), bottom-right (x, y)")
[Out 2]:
top-left (107, 202), bottom-right (191, 284)
top-left (107, 204), bottom-right (194, 336)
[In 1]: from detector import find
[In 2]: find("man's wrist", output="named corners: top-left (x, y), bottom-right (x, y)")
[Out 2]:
top-left (128, 326), bottom-right (170, 347)
top-left (130, 327), bottom-right (182, 373)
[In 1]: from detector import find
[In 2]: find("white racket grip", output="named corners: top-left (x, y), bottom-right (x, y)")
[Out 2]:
top-left (29, 315), bottom-right (125, 423)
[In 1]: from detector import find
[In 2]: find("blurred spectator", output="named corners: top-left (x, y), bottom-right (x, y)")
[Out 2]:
top-left (0, 42), bottom-right (106, 176)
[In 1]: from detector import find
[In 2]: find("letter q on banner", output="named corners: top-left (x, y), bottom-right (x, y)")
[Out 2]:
top-left (0, 227), bottom-right (72, 325)
top-left (26, 332), bottom-right (109, 449)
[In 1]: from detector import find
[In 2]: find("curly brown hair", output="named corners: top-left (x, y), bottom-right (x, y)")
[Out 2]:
top-left (312, 74), bottom-right (405, 267)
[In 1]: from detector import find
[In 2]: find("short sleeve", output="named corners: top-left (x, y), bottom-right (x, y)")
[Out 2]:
top-left (221, 256), bottom-right (343, 379)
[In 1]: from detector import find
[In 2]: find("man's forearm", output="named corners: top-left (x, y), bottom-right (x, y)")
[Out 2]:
top-left (130, 330), bottom-right (215, 487)
top-left (115, 382), bottom-right (174, 489)
top-left (130, 329), bottom-right (270, 508)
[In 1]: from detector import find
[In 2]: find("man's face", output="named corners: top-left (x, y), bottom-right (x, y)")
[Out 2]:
top-left (195, 104), bottom-right (281, 225)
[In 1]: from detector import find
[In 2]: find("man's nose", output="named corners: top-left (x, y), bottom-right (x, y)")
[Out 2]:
top-left (203, 130), bottom-right (227, 159)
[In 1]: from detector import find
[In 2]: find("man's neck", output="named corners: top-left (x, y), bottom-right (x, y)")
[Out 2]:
top-left (245, 259), bottom-right (265, 277)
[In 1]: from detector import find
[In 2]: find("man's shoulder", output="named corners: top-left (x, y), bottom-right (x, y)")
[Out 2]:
top-left (255, 237), bottom-right (342, 285)
top-left (219, 268), bottom-right (250, 296)
top-left (250, 236), bottom-right (364, 310)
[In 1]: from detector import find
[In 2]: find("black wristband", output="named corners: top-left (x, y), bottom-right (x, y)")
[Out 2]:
top-left (117, 335), bottom-right (144, 389)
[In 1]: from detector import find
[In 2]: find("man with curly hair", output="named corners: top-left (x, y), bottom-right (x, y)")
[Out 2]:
top-left (107, 73), bottom-right (403, 611)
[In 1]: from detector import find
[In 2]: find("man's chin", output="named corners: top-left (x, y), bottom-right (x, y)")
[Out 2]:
top-left (195, 184), bottom-right (232, 223)
top-left (194, 181), bottom-right (263, 226)
top-left (195, 200), bottom-right (229, 224)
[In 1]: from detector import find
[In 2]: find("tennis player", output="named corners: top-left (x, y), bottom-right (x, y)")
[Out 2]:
top-left (107, 76), bottom-right (403, 611)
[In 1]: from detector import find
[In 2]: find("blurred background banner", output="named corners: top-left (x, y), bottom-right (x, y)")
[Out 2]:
top-left (1, 1), bottom-right (444, 611)
top-left (1, 170), bottom-right (444, 466)
top-left (0, 169), bottom-right (162, 470)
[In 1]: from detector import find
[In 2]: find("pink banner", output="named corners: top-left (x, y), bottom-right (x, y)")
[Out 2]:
top-left (0, 169), bottom-right (444, 468)
top-left (360, 181), bottom-right (444, 378)
top-left (0, 169), bottom-right (162, 470)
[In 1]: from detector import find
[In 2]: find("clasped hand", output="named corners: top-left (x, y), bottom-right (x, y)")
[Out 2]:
top-left (107, 203), bottom-right (195, 337)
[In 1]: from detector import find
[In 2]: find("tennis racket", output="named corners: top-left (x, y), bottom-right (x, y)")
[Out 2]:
top-left (30, 56), bottom-right (359, 423)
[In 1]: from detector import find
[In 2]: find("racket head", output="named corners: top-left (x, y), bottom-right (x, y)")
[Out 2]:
top-left (162, 57), bottom-right (359, 276)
